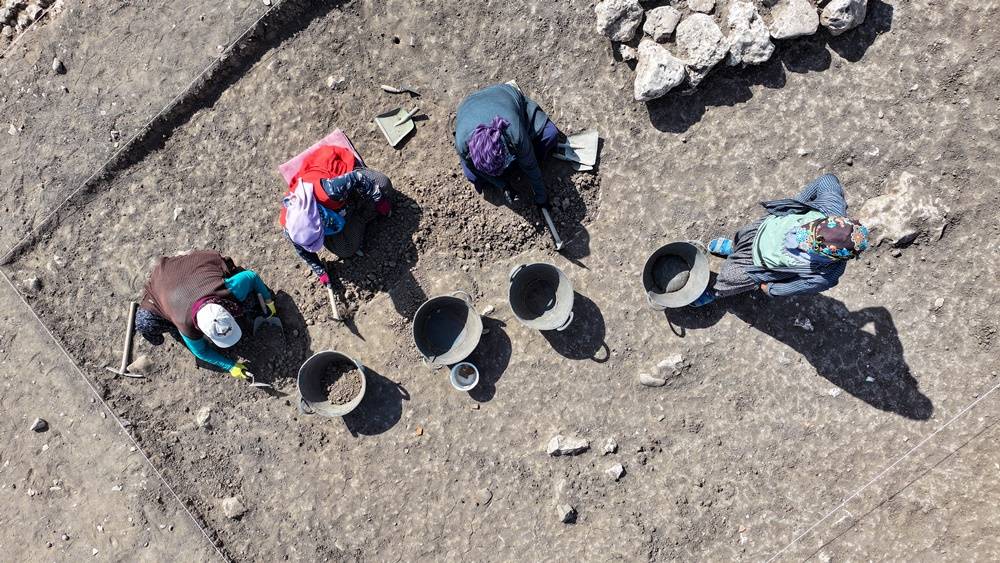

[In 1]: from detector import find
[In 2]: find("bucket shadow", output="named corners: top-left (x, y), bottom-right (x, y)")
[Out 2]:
top-left (664, 292), bottom-right (932, 420)
top-left (466, 317), bottom-right (512, 403)
top-left (342, 366), bottom-right (409, 436)
top-left (541, 293), bottom-right (609, 362)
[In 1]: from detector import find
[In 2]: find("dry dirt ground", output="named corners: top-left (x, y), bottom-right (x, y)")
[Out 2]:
top-left (2, 0), bottom-right (1000, 561)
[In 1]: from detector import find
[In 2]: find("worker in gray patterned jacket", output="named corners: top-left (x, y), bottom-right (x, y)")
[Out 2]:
top-left (691, 174), bottom-right (871, 307)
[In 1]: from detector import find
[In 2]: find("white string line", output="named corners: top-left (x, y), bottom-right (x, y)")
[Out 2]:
top-left (766, 377), bottom-right (1000, 562)
top-left (0, 4), bottom-right (55, 61)
top-left (0, 269), bottom-right (231, 563)
top-left (0, 0), bottom-right (285, 264)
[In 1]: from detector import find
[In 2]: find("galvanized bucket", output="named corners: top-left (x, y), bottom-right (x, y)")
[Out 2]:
top-left (297, 351), bottom-right (367, 417)
top-left (642, 241), bottom-right (710, 310)
top-left (508, 263), bottom-right (575, 331)
top-left (412, 291), bottom-right (483, 368)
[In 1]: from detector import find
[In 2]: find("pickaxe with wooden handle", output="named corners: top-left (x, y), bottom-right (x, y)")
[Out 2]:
top-left (105, 302), bottom-right (144, 378)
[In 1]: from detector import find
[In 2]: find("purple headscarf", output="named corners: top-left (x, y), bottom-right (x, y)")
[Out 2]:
top-left (468, 116), bottom-right (511, 176)
top-left (284, 179), bottom-right (325, 252)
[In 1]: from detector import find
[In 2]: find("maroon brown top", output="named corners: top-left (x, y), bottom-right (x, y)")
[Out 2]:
top-left (140, 250), bottom-right (236, 339)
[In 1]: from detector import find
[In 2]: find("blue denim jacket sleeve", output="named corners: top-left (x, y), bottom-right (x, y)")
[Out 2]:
top-left (766, 261), bottom-right (846, 296)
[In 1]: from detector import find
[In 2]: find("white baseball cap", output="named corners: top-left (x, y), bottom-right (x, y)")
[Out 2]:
top-left (195, 303), bottom-right (242, 348)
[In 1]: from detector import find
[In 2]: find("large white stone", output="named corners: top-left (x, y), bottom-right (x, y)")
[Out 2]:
top-left (643, 5), bottom-right (682, 41)
top-left (857, 172), bottom-right (948, 247)
top-left (595, 0), bottom-right (644, 42)
top-left (821, 0), bottom-right (867, 36)
top-left (769, 0), bottom-right (819, 40)
top-left (726, 1), bottom-right (775, 66)
top-left (633, 40), bottom-right (687, 101)
top-left (675, 13), bottom-right (729, 87)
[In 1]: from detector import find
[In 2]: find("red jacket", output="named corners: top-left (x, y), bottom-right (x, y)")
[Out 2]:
top-left (278, 145), bottom-right (356, 227)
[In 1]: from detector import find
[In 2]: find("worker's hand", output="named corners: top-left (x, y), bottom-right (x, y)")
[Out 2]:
top-left (318, 272), bottom-right (331, 287)
top-left (229, 363), bottom-right (249, 380)
top-left (265, 300), bottom-right (277, 318)
top-left (375, 198), bottom-right (392, 217)
top-left (760, 283), bottom-right (770, 295)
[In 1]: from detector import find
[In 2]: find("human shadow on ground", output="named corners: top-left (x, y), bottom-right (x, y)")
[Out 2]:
top-left (323, 188), bottom-right (426, 321)
top-left (541, 292), bottom-right (610, 362)
top-left (196, 290), bottom-right (313, 395)
top-left (664, 291), bottom-right (933, 420)
top-left (342, 366), bottom-right (409, 436)
top-left (466, 317), bottom-right (513, 403)
top-left (643, 0), bottom-right (894, 134)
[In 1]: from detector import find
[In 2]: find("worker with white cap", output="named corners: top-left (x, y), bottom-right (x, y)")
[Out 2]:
top-left (135, 249), bottom-right (275, 379)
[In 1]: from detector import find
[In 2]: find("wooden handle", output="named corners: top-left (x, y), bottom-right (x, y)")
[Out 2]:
top-left (394, 107), bottom-right (420, 126)
top-left (540, 207), bottom-right (564, 249)
top-left (326, 287), bottom-right (343, 321)
top-left (120, 302), bottom-right (138, 373)
top-left (256, 292), bottom-right (268, 314)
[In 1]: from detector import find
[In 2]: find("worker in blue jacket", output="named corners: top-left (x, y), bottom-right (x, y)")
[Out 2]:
top-left (454, 83), bottom-right (561, 207)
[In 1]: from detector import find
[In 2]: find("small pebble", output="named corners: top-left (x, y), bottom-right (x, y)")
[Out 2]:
top-left (52, 57), bottom-right (66, 74)
top-left (557, 503), bottom-right (576, 523)
top-left (30, 418), bottom-right (48, 432)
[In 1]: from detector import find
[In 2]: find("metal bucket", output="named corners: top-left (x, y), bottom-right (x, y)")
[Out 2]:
top-left (642, 241), bottom-right (710, 310)
top-left (508, 263), bottom-right (575, 331)
top-left (413, 291), bottom-right (483, 368)
top-left (297, 351), bottom-right (367, 417)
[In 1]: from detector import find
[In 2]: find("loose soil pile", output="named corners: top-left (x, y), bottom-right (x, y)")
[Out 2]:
top-left (319, 360), bottom-right (362, 405)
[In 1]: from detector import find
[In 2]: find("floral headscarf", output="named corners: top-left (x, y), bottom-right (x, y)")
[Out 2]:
top-left (795, 216), bottom-right (870, 260)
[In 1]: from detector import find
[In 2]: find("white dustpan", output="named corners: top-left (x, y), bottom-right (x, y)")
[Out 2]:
top-left (554, 129), bottom-right (599, 170)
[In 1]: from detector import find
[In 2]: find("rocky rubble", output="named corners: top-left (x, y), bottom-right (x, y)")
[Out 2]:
top-left (595, 0), bottom-right (870, 101)
top-left (0, 0), bottom-right (57, 47)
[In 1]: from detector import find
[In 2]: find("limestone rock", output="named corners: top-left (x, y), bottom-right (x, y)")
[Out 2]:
top-left (821, 0), bottom-right (867, 36)
top-left (194, 406), bottom-right (213, 430)
top-left (51, 56), bottom-right (65, 74)
top-left (606, 463), bottom-right (626, 481)
top-left (643, 5), bottom-right (681, 41)
top-left (675, 14), bottom-right (729, 88)
top-left (126, 355), bottom-right (154, 375)
top-left (687, 0), bottom-right (715, 13)
top-left (603, 437), bottom-right (618, 455)
top-left (633, 40), bottom-right (686, 101)
top-left (769, 0), bottom-right (819, 40)
top-left (656, 353), bottom-right (687, 377)
top-left (546, 435), bottom-right (590, 456)
top-left (221, 496), bottom-right (246, 519)
top-left (639, 373), bottom-right (667, 387)
top-left (557, 503), bottom-right (577, 523)
top-left (618, 44), bottom-right (638, 62)
top-left (726, 1), bottom-right (775, 66)
top-left (473, 488), bottom-right (493, 506)
top-left (857, 172), bottom-right (948, 247)
top-left (595, 0), bottom-right (644, 42)
top-left (25, 276), bottom-right (42, 292)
